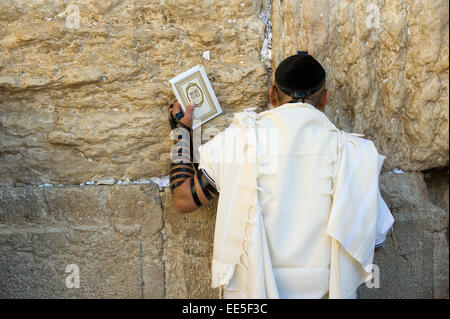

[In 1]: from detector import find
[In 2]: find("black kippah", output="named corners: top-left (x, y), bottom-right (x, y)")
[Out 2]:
top-left (275, 54), bottom-right (326, 100)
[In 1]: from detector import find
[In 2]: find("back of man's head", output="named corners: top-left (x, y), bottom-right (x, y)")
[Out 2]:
top-left (274, 53), bottom-right (327, 107)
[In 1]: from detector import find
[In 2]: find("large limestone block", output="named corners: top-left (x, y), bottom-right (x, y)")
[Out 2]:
top-left (272, 0), bottom-right (449, 171)
top-left (0, 0), bottom-right (269, 186)
top-left (424, 167), bottom-right (449, 215)
top-left (358, 172), bottom-right (448, 298)
top-left (162, 189), bottom-right (220, 299)
top-left (0, 183), bottom-right (164, 298)
top-left (423, 168), bottom-right (449, 299)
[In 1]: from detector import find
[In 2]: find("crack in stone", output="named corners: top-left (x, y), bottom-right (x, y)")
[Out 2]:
top-left (159, 192), bottom-right (167, 298)
top-left (259, 0), bottom-right (273, 86)
top-left (9, 176), bottom-right (170, 189)
top-left (138, 225), bottom-right (145, 299)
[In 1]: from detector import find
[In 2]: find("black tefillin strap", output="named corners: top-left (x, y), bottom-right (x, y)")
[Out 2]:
top-left (169, 101), bottom-right (195, 192)
top-left (279, 81), bottom-right (325, 104)
top-left (187, 169), bottom-right (219, 207)
top-left (170, 161), bottom-right (195, 193)
top-left (189, 178), bottom-right (202, 207)
top-left (169, 103), bottom-right (194, 162)
top-left (197, 169), bottom-right (219, 200)
top-left (168, 102), bottom-right (219, 208)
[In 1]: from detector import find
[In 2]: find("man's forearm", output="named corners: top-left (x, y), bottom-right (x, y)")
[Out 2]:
top-left (168, 101), bottom-right (219, 213)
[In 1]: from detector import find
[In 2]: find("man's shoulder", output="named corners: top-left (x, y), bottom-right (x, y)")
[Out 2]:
top-left (199, 108), bottom-right (256, 150)
top-left (339, 131), bottom-right (379, 155)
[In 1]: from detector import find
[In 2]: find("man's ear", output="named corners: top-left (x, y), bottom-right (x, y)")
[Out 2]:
top-left (269, 85), bottom-right (279, 107)
top-left (318, 88), bottom-right (330, 111)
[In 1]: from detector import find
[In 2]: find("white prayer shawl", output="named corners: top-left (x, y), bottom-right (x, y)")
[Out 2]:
top-left (198, 103), bottom-right (394, 299)
top-left (200, 107), bottom-right (278, 297)
top-left (327, 131), bottom-right (393, 298)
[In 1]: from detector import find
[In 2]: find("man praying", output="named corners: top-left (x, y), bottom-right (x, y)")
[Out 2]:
top-left (167, 53), bottom-right (394, 299)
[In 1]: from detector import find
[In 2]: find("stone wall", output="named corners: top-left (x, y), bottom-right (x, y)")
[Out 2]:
top-left (0, 0), bottom-right (448, 298)
top-left (0, 184), bottom-right (220, 298)
top-left (358, 172), bottom-right (448, 299)
top-left (0, 184), bottom-right (164, 298)
top-left (0, 0), bottom-right (268, 186)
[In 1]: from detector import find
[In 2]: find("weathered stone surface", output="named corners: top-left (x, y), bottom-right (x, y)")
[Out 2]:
top-left (162, 189), bottom-right (220, 299)
top-left (423, 167), bottom-right (449, 299)
top-left (272, 0), bottom-right (449, 172)
top-left (0, 0), bottom-right (269, 186)
top-left (424, 167), bottom-right (449, 215)
top-left (358, 172), bottom-right (449, 299)
top-left (0, 184), bottom-right (164, 298)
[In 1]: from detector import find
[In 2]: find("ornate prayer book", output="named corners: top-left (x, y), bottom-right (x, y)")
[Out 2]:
top-left (169, 65), bottom-right (223, 129)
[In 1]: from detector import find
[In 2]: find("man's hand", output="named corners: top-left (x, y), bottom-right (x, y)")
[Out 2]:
top-left (169, 101), bottom-right (196, 129)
